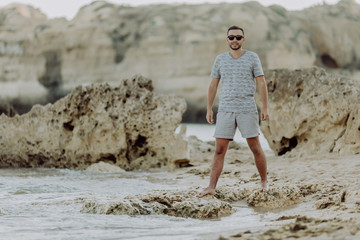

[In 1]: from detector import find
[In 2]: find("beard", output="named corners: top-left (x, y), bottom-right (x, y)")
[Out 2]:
top-left (229, 42), bottom-right (241, 50)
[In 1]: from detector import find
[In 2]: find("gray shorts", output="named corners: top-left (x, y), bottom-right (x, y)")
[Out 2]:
top-left (214, 111), bottom-right (260, 139)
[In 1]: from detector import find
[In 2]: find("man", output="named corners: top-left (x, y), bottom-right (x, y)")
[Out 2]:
top-left (198, 25), bottom-right (269, 198)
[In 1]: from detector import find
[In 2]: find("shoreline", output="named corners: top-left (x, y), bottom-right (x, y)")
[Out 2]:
top-left (1, 143), bottom-right (359, 239)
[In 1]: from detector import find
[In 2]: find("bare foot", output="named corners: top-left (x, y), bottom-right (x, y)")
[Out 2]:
top-left (259, 181), bottom-right (269, 193)
top-left (197, 187), bottom-right (216, 198)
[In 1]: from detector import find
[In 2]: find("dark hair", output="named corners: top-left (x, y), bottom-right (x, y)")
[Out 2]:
top-left (227, 26), bottom-right (244, 36)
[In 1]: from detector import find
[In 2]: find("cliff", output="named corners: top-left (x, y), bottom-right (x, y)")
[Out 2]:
top-left (0, 0), bottom-right (360, 117)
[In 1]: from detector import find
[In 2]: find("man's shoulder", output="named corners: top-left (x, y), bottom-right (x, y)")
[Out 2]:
top-left (215, 52), bottom-right (229, 60)
top-left (245, 50), bottom-right (259, 58)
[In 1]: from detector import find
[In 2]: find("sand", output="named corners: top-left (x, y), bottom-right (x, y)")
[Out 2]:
top-left (156, 137), bottom-right (360, 239)
top-left (81, 135), bottom-right (360, 239)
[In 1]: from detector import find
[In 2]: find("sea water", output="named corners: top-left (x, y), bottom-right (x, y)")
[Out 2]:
top-left (0, 124), bottom-right (274, 240)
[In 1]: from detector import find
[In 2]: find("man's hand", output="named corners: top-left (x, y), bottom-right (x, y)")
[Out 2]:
top-left (206, 110), bottom-right (214, 124)
top-left (261, 109), bottom-right (269, 121)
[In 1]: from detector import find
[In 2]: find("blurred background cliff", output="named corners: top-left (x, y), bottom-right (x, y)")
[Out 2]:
top-left (0, 0), bottom-right (359, 122)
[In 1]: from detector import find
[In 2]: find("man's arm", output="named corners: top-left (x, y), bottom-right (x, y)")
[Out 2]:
top-left (256, 75), bottom-right (269, 121)
top-left (207, 78), bottom-right (220, 124)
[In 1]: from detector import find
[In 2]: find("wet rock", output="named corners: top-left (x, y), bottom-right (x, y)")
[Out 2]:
top-left (247, 185), bottom-right (302, 208)
top-left (0, 75), bottom-right (189, 170)
top-left (233, 216), bottom-right (360, 240)
top-left (315, 190), bottom-right (347, 209)
top-left (215, 186), bottom-right (250, 202)
top-left (215, 184), bottom-right (302, 209)
top-left (261, 67), bottom-right (360, 156)
top-left (81, 190), bottom-right (233, 219)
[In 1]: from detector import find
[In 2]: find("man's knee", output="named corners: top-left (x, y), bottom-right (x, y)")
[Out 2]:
top-left (247, 138), bottom-right (262, 155)
top-left (250, 145), bottom-right (262, 155)
top-left (215, 139), bottom-right (229, 155)
top-left (215, 146), bottom-right (227, 155)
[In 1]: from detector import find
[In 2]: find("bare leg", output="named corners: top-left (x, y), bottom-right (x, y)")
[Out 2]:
top-left (198, 138), bottom-right (230, 197)
top-left (246, 136), bottom-right (268, 192)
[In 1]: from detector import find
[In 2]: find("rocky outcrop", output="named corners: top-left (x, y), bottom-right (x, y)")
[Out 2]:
top-left (247, 186), bottom-right (301, 208)
top-left (1, 1), bottom-right (360, 116)
top-left (260, 67), bottom-right (360, 156)
top-left (81, 190), bottom-right (233, 219)
top-left (0, 75), bottom-right (189, 170)
top-left (81, 184), bottom-right (303, 218)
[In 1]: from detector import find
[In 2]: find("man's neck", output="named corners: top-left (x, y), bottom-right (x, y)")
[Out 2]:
top-left (230, 48), bottom-right (244, 58)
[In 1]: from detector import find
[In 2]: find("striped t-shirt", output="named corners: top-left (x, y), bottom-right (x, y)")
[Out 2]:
top-left (211, 50), bottom-right (264, 113)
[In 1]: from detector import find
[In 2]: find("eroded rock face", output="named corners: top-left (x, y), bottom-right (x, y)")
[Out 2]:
top-left (0, 75), bottom-right (189, 170)
top-left (260, 67), bottom-right (360, 156)
top-left (1, 1), bottom-right (360, 116)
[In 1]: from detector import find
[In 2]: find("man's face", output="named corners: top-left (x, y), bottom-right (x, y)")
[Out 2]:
top-left (226, 29), bottom-right (245, 50)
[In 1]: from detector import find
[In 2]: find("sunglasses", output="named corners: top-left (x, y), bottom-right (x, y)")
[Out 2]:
top-left (228, 35), bottom-right (244, 41)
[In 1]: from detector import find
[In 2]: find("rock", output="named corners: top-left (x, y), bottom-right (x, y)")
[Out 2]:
top-left (260, 67), bottom-right (360, 156)
top-left (1, 1), bottom-right (360, 117)
top-left (81, 190), bottom-right (233, 219)
top-left (236, 216), bottom-right (360, 240)
top-left (0, 3), bottom-right (47, 28)
top-left (85, 161), bottom-right (125, 173)
top-left (247, 185), bottom-right (302, 208)
top-left (315, 190), bottom-right (347, 209)
top-left (214, 185), bottom-right (251, 202)
top-left (214, 184), bottom-right (302, 209)
top-left (0, 75), bottom-right (189, 170)
top-left (188, 135), bottom-right (214, 154)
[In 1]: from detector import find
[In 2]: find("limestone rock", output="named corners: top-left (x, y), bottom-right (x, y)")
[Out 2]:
top-left (215, 186), bottom-right (250, 202)
top-left (85, 161), bottom-right (125, 173)
top-left (260, 67), bottom-right (360, 156)
top-left (0, 3), bottom-right (47, 28)
top-left (236, 216), bottom-right (360, 240)
top-left (315, 190), bottom-right (347, 209)
top-left (1, 1), bottom-right (360, 116)
top-left (81, 190), bottom-right (233, 219)
top-left (247, 185), bottom-right (302, 208)
top-left (0, 75), bottom-right (189, 170)
top-left (215, 184), bottom-right (302, 208)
